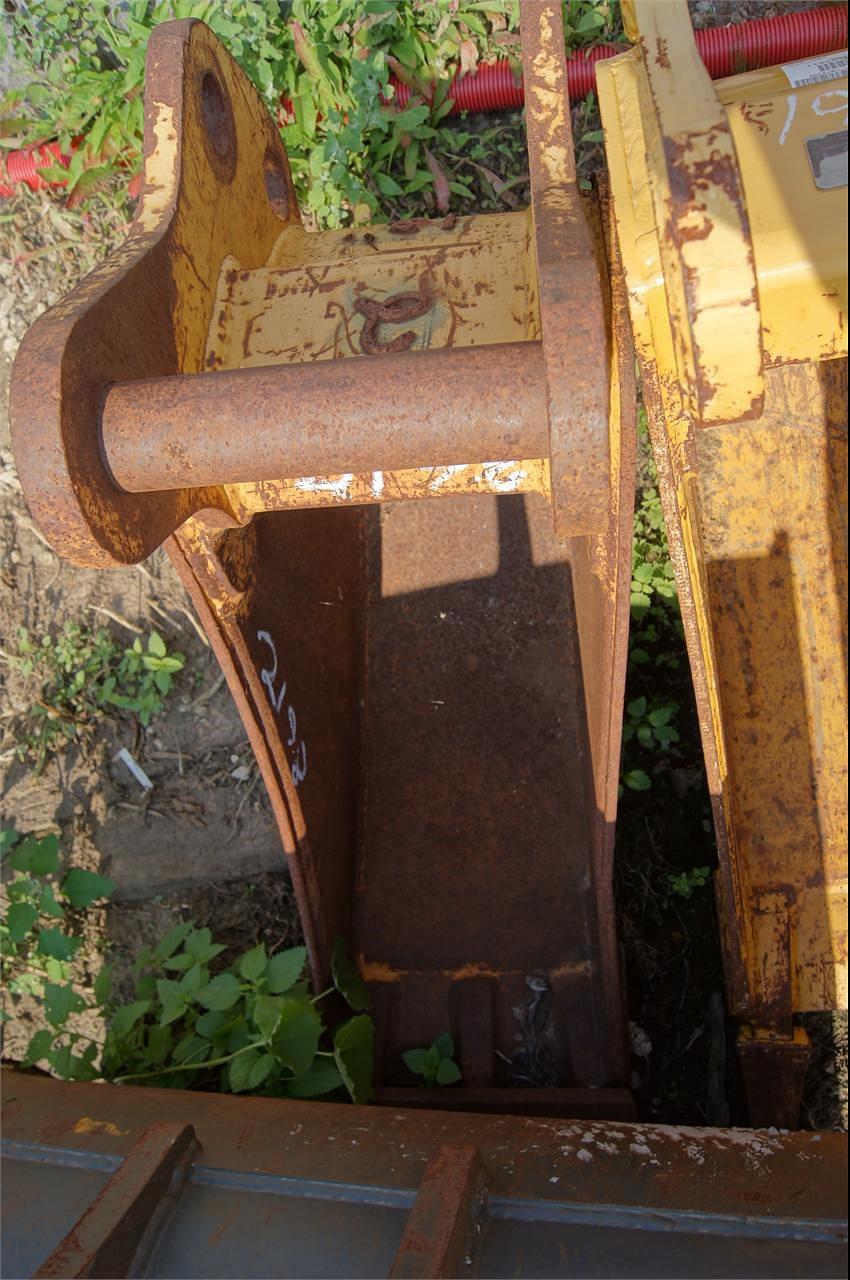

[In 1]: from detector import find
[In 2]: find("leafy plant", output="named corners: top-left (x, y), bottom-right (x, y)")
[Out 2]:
top-left (623, 696), bottom-right (679, 751)
top-left (8, 622), bottom-right (185, 768)
top-left (620, 410), bottom-right (686, 793)
top-left (667, 867), bottom-right (711, 899)
top-left (109, 632), bottom-right (185, 724)
top-left (403, 1032), bottom-right (462, 1086)
top-left (1, 828), bottom-right (115, 1080)
top-left (628, 411), bottom-right (683, 672)
top-left (2, 826), bottom-right (375, 1102)
top-left (1, 1), bottom-right (622, 221)
top-left (99, 931), bottom-right (374, 1103)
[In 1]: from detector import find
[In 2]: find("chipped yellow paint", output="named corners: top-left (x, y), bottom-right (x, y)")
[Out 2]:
top-left (73, 1117), bottom-right (130, 1137)
top-left (134, 100), bottom-right (178, 233)
top-left (196, 209), bottom-right (552, 515)
top-left (719, 72), bottom-right (848, 366)
top-left (599, 3), bottom-right (848, 1028)
top-left (599, 2), bottom-right (764, 425)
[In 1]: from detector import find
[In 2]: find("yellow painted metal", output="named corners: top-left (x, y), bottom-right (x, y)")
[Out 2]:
top-left (603, 0), bottom-right (764, 426)
top-left (716, 67), bottom-right (848, 366)
top-left (204, 209), bottom-right (550, 519)
top-left (598, 1), bottom-right (848, 1031)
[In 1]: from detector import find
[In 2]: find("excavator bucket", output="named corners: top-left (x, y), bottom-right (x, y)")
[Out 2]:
top-left (597, 0), bottom-right (848, 1125)
top-left (10, 2), bottom-right (636, 1111)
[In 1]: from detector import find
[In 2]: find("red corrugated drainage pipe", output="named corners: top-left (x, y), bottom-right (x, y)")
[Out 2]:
top-left (394, 3), bottom-right (847, 110)
top-left (2, 3), bottom-right (846, 197)
top-left (0, 139), bottom-right (71, 197)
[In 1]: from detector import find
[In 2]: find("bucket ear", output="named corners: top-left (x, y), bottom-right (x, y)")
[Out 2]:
top-left (10, 19), bottom-right (299, 568)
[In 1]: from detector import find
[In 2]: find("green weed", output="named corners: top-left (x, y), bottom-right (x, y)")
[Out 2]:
top-left (403, 1032), bottom-right (462, 1086)
top-left (1, 828), bottom-right (115, 1079)
top-left (667, 867), bottom-right (711, 899)
top-left (99, 932), bottom-right (373, 1102)
top-left (2, 834), bottom-right (376, 1103)
top-left (9, 622), bottom-right (184, 769)
top-left (1, 1), bottom-right (622, 223)
top-left (621, 410), bottom-right (685, 792)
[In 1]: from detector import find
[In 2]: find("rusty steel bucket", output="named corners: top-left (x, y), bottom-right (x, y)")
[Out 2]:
top-left (10, 3), bottom-right (637, 1109)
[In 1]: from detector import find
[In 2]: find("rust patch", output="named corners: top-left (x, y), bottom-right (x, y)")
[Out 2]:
top-left (355, 276), bottom-right (434, 355)
top-left (388, 219), bottom-right (426, 236)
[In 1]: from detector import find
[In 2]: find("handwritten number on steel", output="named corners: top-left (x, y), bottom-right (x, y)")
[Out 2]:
top-left (257, 629), bottom-right (308, 787)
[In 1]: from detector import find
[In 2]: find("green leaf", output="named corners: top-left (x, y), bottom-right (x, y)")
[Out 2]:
top-left (6, 902), bottom-right (38, 943)
top-left (61, 868), bottom-right (115, 908)
top-left (24, 1028), bottom-right (54, 1066)
top-left (402, 1047), bottom-right (427, 1076)
top-left (267, 946), bottom-right (306, 994)
top-left (9, 834), bottom-right (60, 875)
top-left (432, 1032), bottom-right (454, 1060)
top-left (156, 977), bottom-right (183, 1005)
top-left (135, 973), bottom-right (157, 1001)
top-left (239, 943), bottom-right (267, 982)
top-left (334, 1014), bottom-right (374, 1104)
top-left (45, 958), bottom-right (68, 983)
top-left (147, 1023), bottom-right (173, 1064)
top-left (623, 769), bottom-right (652, 792)
top-left (94, 964), bottom-right (113, 1006)
top-left (247, 1052), bottom-right (277, 1090)
top-left (270, 997), bottom-right (322, 1075)
top-left (285, 1059), bottom-right (344, 1098)
top-left (575, 8), bottom-right (606, 34)
top-left (49, 1043), bottom-right (75, 1079)
top-left (185, 927), bottom-right (215, 959)
top-left (44, 982), bottom-right (84, 1028)
top-left (195, 1009), bottom-right (229, 1038)
top-left (197, 972), bottom-right (242, 1011)
top-left (173, 1033), bottom-right (211, 1065)
top-left (39, 885), bottom-right (65, 919)
top-left (435, 1057), bottom-right (462, 1085)
top-left (648, 706), bottom-right (674, 728)
top-left (627, 697), bottom-right (647, 718)
top-left (375, 170), bottom-right (402, 196)
top-left (179, 963), bottom-right (206, 995)
top-left (147, 631), bottom-right (166, 658)
top-left (109, 999), bottom-right (152, 1037)
top-left (153, 921), bottom-right (193, 961)
top-left (159, 999), bottom-right (188, 1027)
top-left (253, 993), bottom-right (284, 1040)
top-left (37, 928), bottom-right (81, 961)
top-left (229, 1048), bottom-right (261, 1093)
top-left (0, 828), bottom-right (19, 858)
top-left (332, 936), bottom-right (370, 1011)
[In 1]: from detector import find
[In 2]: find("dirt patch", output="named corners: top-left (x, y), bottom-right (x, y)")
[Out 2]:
top-left (1, 187), bottom-right (299, 1067)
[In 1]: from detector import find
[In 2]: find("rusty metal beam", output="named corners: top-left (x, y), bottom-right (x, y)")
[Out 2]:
top-left (521, 1), bottom-right (612, 539)
top-left (389, 1145), bottom-right (486, 1279)
top-left (101, 343), bottom-right (549, 494)
top-left (32, 1121), bottom-right (197, 1279)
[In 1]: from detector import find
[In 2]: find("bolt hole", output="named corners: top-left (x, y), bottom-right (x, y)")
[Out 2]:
top-left (201, 71), bottom-right (235, 165)
top-left (263, 149), bottom-right (290, 220)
